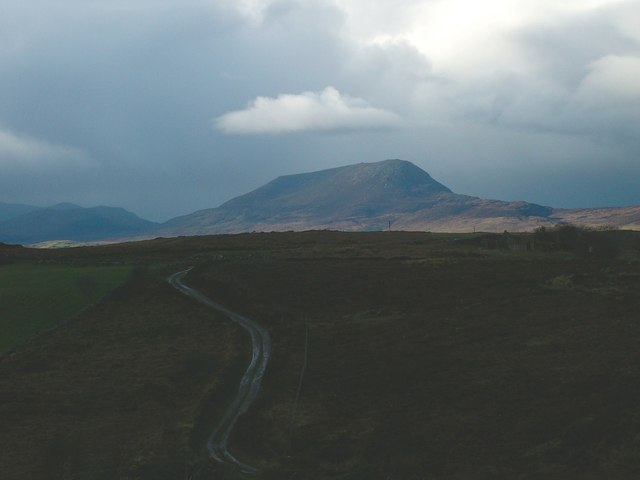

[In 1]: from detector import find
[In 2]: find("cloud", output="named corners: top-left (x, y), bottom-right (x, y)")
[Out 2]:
top-left (214, 86), bottom-right (402, 134)
top-left (1, 0), bottom-right (640, 218)
top-left (579, 55), bottom-right (640, 99)
top-left (336, 0), bottom-right (630, 72)
top-left (0, 128), bottom-right (89, 168)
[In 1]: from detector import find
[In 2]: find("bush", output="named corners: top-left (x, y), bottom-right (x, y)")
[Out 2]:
top-left (534, 225), bottom-right (618, 258)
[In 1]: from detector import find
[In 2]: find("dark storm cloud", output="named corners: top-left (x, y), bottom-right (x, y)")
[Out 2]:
top-left (0, 0), bottom-right (362, 220)
top-left (0, 0), bottom-right (638, 220)
top-left (489, 9), bottom-right (640, 141)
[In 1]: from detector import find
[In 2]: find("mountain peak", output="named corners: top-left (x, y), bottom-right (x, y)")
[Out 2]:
top-left (160, 159), bottom-right (461, 234)
top-left (345, 159), bottom-right (452, 193)
top-left (163, 158), bottom-right (640, 235)
top-left (48, 202), bottom-right (83, 211)
top-left (218, 159), bottom-right (452, 216)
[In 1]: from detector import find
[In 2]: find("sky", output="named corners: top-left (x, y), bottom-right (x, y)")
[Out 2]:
top-left (1, 0), bottom-right (639, 221)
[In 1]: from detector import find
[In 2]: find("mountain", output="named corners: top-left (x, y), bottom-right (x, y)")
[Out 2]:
top-left (160, 159), bottom-right (561, 235)
top-left (552, 206), bottom-right (640, 231)
top-left (0, 202), bottom-right (41, 223)
top-left (47, 202), bottom-right (84, 211)
top-left (0, 205), bottom-right (158, 244)
top-left (4, 160), bottom-right (638, 243)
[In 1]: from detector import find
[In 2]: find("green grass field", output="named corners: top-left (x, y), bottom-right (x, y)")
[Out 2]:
top-left (0, 264), bottom-right (132, 353)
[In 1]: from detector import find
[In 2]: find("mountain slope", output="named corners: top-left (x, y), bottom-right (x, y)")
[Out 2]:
top-left (0, 202), bottom-right (40, 223)
top-left (160, 159), bottom-right (556, 234)
top-left (0, 205), bottom-right (158, 244)
top-left (552, 206), bottom-right (640, 231)
top-left (220, 159), bottom-right (452, 216)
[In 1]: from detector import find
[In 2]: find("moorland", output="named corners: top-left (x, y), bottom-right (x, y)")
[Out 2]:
top-left (1, 228), bottom-right (640, 479)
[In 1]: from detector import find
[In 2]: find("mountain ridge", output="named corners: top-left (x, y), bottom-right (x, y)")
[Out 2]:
top-left (0, 202), bottom-right (41, 223)
top-left (3, 159), bottom-right (639, 243)
top-left (159, 159), bottom-right (560, 235)
top-left (0, 205), bottom-right (158, 244)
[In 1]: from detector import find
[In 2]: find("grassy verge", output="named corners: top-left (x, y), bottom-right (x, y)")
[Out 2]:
top-left (0, 272), bottom-right (245, 480)
top-left (0, 263), bottom-right (132, 353)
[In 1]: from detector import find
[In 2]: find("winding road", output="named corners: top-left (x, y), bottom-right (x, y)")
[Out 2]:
top-left (167, 268), bottom-right (271, 475)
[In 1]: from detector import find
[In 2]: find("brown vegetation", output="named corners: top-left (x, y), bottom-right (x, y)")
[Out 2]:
top-left (0, 270), bottom-right (247, 479)
top-left (1, 230), bottom-right (640, 479)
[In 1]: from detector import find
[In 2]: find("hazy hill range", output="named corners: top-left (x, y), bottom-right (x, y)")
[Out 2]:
top-left (3, 160), bottom-right (639, 244)
top-left (0, 203), bottom-right (157, 244)
top-left (0, 201), bottom-right (41, 223)
top-left (159, 159), bottom-right (640, 235)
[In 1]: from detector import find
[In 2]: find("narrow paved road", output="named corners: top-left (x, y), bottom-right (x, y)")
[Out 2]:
top-left (167, 268), bottom-right (271, 475)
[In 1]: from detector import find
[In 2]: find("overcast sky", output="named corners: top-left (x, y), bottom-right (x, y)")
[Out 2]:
top-left (1, 0), bottom-right (639, 221)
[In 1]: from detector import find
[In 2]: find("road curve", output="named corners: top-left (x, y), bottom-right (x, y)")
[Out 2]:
top-left (167, 268), bottom-right (271, 475)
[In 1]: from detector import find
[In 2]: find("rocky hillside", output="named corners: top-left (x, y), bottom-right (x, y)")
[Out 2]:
top-left (160, 159), bottom-right (557, 234)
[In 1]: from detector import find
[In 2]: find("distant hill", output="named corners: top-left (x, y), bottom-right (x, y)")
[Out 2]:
top-left (0, 205), bottom-right (158, 244)
top-left (47, 202), bottom-right (84, 211)
top-left (552, 206), bottom-right (640, 231)
top-left (3, 160), bottom-right (639, 242)
top-left (0, 202), bottom-right (41, 223)
top-left (159, 159), bottom-right (560, 234)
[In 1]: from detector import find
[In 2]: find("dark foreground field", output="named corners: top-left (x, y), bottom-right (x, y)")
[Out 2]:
top-left (1, 230), bottom-right (640, 479)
